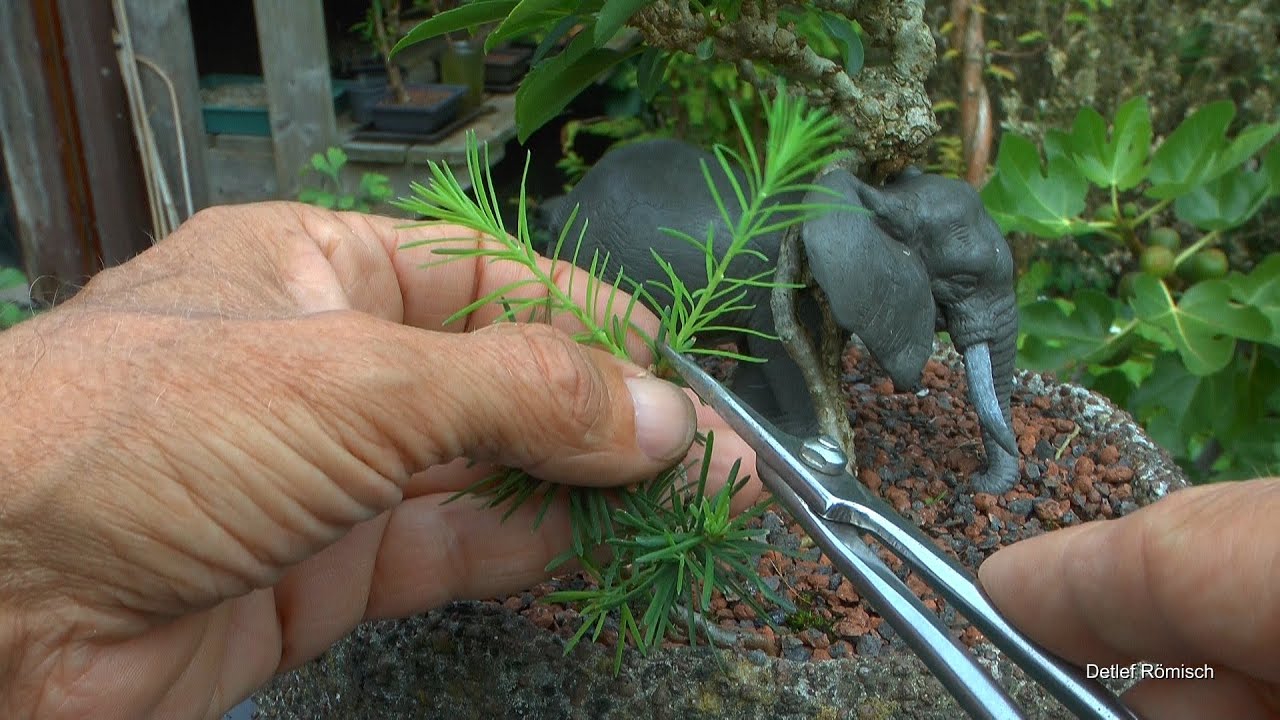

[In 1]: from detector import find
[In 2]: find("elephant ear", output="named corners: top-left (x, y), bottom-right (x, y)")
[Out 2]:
top-left (801, 170), bottom-right (936, 391)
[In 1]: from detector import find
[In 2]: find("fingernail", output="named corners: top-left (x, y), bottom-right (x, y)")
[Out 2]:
top-left (626, 376), bottom-right (696, 462)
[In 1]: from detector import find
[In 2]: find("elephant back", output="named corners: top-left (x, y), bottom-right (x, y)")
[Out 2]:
top-left (545, 138), bottom-right (780, 315)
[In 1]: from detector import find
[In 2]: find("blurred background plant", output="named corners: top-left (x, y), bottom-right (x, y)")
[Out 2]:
top-left (297, 147), bottom-right (393, 212)
top-left (0, 267), bottom-right (36, 330)
top-left (982, 97), bottom-right (1280, 482)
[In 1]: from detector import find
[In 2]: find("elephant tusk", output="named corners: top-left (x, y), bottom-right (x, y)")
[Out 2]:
top-left (962, 342), bottom-right (1018, 457)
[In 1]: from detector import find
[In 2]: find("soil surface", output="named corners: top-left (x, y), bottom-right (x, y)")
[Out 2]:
top-left (485, 344), bottom-right (1149, 663)
top-left (201, 82), bottom-right (268, 107)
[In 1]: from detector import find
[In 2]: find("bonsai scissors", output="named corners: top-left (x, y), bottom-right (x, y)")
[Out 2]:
top-left (657, 345), bottom-right (1137, 720)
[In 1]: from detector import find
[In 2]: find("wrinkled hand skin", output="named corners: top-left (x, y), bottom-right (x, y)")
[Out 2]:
top-left (0, 203), bottom-right (759, 720)
top-left (981, 479), bottom-right (1280, 720)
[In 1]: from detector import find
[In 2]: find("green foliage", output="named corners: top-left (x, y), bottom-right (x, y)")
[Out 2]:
top-left (298, 147), bottom-right (393, 213)
top-left (392, 0), bottom-right (863, 142)
top-left (987, 96), bottom-right (1280, 480)
top-left (0, 267), bottom-right (35, 330)
top-left (546, 437), bottom-right (787, 669)
top-left (393, 89), bottom-right (841, 666)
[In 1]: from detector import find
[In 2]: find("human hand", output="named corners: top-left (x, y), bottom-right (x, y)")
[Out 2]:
top-left (0, 203), bottom-right (759, 720)
top-left (979, 479), bottom-right (1280, 719)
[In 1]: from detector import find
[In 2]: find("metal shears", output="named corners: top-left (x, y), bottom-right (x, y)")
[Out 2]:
top-left (658, 345), bottom-right (1137, 720)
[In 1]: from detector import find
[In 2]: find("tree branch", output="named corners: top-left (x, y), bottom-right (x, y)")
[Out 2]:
top-left (631, 0), bottom-right (938, 173)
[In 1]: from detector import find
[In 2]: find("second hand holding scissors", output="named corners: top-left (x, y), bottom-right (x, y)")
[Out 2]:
top-left (658, 344), bottom-right (1138, 720)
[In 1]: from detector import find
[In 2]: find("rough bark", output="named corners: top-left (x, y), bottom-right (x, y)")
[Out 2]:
top-left (630, 0), bottom-right (940, 175)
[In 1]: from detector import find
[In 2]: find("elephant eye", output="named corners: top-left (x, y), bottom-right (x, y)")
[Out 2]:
top-left (950, 274), bottom-right (978, 290)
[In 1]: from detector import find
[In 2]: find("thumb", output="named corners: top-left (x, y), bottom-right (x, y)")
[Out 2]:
top-left (340, 316), bottom-right (697, 486)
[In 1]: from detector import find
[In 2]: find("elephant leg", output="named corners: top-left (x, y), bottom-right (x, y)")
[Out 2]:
top-left (726, 354), bottom-right (784, 420)
top-left (739, 333), bottom-right (820, 436)
top-left (970, 442), bottom-right (1020, 494)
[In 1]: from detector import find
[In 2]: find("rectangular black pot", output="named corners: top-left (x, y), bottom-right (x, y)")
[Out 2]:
top-left (484, 46), bottom-right (532, 86)
top-left (371, 84), bottom-right (468, 135)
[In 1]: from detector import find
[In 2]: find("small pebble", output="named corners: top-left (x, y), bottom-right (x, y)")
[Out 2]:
top-left (1007, 498), bottom-right (1034, 517)
top-left (781, 636), bottom-right (811, 662)
top-left (856, 632), bottom-right (883, 657)
top-left (745, 649), bottom-right (771, 666)
top-left (830, 640), bottom-right (854, 659)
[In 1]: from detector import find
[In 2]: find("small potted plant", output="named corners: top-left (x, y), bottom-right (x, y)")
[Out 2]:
top-left (357, 0), bottom-right (467, 134)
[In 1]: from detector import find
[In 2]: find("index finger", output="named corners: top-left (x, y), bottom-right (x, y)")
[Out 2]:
top-left (977, 479), bottom-right (1280, 683)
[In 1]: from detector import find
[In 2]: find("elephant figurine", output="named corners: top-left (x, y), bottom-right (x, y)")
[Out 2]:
top-left (539, 138), bottom-right (1020, 494)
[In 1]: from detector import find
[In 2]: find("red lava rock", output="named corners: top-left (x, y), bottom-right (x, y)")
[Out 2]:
top-left (1112, 483), bottom-right (1133, 500)
top-left (1076, 456), bottom-right (1096, 476)
top-left (973, 493), bottom-right (998, 513)
top-left (1018, 433), bottom-right (1037, 456)
top-left (963, 514), bottom-right (989, 538)
top-left (1099, 445), bottom-right (1121, 465)
top-left (1073, 473), bottom-right (1094, 496)
top-left (872, 378), bottom-right (895, 395)
top-left (810, 648), bottom-right (833, 662)
top-left (755, 626), bottom-right (779, 656)
top-left (800, 628), bottom-right (831, 649)
top-left (1106, 466), bottom-right (1135, 483)
top-left (885, 486), bottom-right (911, 513)
top-left (835, 579), bottom-right (859, 603)
top-left (1034, 499), bottom-right (1066, 522)
top-left (733, 603), bottom-right (757, 621)
top-left (527, 604), bottom-right (555, 630)
top-left (833, 607), bottom-right (874, 638)
top-left (503, 596), bottom-right (524, 612)
top-left (905, 573), bottom-right (930, 596)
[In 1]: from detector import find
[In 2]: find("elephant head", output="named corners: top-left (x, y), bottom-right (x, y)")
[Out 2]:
top-left (803, 169), bottom-right (1020, 494)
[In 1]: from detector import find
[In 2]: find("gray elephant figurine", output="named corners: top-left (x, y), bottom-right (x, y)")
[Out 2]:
top-left (540, 138), bottom-right (1020, 494)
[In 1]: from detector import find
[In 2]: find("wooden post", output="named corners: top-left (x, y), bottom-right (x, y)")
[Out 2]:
top-left (60, 0), bottom-right (152, 267)
top-left (120, 0), bottom-right (211, 215)
top-left (0, 0), bottom-right (92, 299)
top-left (253, 0), bottom-right (338, 199)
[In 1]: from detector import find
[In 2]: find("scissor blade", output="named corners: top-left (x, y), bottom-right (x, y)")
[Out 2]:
top-left (657, 345), bottom-right (802, 478)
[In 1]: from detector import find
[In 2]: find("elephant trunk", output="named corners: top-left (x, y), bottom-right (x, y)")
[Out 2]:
top-left (955, 296), bottom-right (1018, 458)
